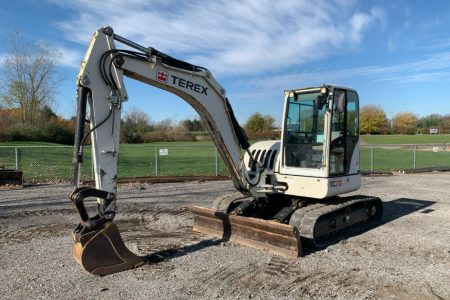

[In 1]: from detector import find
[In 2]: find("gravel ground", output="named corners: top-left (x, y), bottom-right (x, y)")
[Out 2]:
top-left (0, 173), bottom-right (449, 299)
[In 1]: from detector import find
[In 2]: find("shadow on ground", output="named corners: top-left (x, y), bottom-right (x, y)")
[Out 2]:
top-left (142, 239), bottom-right (223, 264)
top-left (140, 198), bottom-right (436, 262)
top-left (381, 198), bottom-right (435, 223)
top-left (303, 198), bottom-right (435, 255)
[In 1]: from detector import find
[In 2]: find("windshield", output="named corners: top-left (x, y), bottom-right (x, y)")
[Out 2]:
top-left (284, 92), bottom-right (326, 168)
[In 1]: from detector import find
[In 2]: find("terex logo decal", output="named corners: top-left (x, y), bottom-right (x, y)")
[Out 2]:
top-left (171, 75), bottom-right (208, 95)
top-left (156, 69), bottom-right (168, 83)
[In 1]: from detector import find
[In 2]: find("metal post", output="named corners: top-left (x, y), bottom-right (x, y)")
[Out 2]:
top-left (15, 147), bottom-right (18, 170)
top-left (370, 147), bottom-right (374, 172)
top-left (215, 147), bottom-right (218, 176)
top-left (155, 147), bottom-right (158, 176)
top-left (413, 145), bottom-right (416, 169)
top-left (91, 155), bottom-right (95, 181)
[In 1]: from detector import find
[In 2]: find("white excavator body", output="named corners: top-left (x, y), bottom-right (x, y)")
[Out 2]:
top-left (69, 27), bottom-right (382, 275)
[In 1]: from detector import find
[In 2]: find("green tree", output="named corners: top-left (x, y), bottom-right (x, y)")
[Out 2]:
top-left (417, 114), bottom-right (443, 134)
top-left (38, 105), bottom-right (58, 122)
top-left (181, 117), bottom-right (206, 131)
top-left (244, 113), bottom-right (275, 132)
top-left (244, 112), bottom-right (278, 140)
top-left (360, 105), bottom-right (388, 134)
top-left (440, 116), bottom-right (450, 133)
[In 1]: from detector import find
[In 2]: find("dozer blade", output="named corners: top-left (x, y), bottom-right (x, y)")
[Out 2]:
top-left (72, 222), bottom-right (144, 276)
top-left (191, 206), bottom-right (302, 259)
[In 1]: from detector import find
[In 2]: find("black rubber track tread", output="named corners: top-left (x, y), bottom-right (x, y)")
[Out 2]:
top-left (295, 195), bottom-right (382, 248)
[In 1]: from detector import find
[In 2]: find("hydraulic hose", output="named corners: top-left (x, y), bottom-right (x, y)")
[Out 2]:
top-left (73, 86), bottom-right (89, 164)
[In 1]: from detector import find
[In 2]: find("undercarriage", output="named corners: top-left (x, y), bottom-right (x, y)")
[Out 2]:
top-left (192, 194), bottom-right (383, 258)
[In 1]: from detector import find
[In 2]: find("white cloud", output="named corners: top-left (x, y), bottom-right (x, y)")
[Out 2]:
top-left (229, 50), bottom-right (450, 101)
top-left (54, 46), bottom-right (83, 68)
top-left (348, 7), bottom-right (385, 43)
top-left (52, 0), bottom-right (383, 75)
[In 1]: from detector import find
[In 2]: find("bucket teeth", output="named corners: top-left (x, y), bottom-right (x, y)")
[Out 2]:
top-left (72, 222), bottom-right (144, 276)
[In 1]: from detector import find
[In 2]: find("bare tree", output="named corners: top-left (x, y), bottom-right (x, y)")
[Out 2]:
top-left (1, 32), bottom-right (63, 125)
top-left (123, 108), bottom-right (153, 133)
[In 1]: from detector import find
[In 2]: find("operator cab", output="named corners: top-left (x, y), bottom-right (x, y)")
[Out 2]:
top-left (281, 85), bottom-right (360, 179)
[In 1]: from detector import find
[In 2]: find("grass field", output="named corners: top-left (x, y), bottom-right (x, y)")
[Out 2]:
top-left (360, 134), bottom-right (450, 144)
top-left (359, 134), bottom-right (450, 170)
top-left (119, 142), bottom-right (228, 178)
top-left (360, 146), bottom-right (450, 170)
top-left (1, 135), bottom-right (449, 181)
top-left (0, 142), bottom-right (228, 181)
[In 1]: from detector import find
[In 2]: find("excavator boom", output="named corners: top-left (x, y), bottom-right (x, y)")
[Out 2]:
top-left (70, 27), bottom-right (266, 275)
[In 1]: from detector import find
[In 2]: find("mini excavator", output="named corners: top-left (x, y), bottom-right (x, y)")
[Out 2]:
top-left (70, 27), bottom-right (382, 275)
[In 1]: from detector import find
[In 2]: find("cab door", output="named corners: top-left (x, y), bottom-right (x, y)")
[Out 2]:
top-left (329, 89), bottom-right (359, 176)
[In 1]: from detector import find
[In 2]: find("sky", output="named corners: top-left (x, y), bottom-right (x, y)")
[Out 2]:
top-left (1, 0), bottom-right (450, 126)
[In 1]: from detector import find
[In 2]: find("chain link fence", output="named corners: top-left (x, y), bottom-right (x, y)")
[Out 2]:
top-left (0, 143), bottom-right (449, 182)
top-left (360, 144), bottom-right (450, 171)
top-left (0, 145), bottom-right (229, 182)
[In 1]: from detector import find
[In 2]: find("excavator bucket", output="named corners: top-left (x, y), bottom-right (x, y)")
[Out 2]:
top-left (72, 222), bottom-right (144, 276)
top-left (191, 206), bottom-right (302, 259)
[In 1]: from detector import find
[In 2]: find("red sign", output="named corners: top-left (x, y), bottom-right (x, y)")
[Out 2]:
top-left (157, 70), bottom-right (168, 83)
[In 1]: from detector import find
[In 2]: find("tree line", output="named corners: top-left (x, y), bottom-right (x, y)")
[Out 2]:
top-left (119, 109), bottom-right (277, 143)
top-left (0, 105), bottom-right (278, 144)
top-left (360, 105), bottom-right (450, 135)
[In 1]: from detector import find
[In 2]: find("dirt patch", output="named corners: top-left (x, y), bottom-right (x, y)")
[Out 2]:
top-left (0, 174), bottom-right (449, 299)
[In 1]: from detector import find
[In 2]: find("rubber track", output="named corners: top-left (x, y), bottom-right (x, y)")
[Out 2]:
top-left (297, 195), bottom-right (381, 248)
top-left (212, 192), bottom-right (249, 212)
